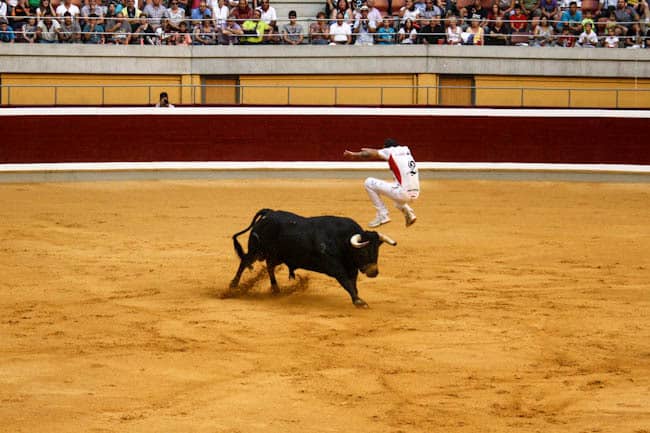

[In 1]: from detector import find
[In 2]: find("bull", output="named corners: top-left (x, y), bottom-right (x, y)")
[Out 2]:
top-left (229, 209), bottom-right (397, 308)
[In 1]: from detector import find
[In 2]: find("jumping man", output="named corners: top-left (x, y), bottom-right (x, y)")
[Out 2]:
top-left (344, 138), bottom-right (419, 228)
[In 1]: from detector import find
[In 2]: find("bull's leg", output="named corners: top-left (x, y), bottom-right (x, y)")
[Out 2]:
top-left (230, 256), bottom-right (253, 289)
top-left (335, 275), bottom-right (368, 308)
top-left (288, 267), bottom-right (296, 280)
top-left (266, 260), bottom-right (281, 294)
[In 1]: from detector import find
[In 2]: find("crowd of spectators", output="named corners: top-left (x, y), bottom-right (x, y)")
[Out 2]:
top-left (0, 0), bottom-right (648, 47)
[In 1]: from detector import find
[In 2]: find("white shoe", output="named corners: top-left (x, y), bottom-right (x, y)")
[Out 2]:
top-left (402, 207), bottom-right (417, 227)
top-left (368, 214), bottom-right (391, 228)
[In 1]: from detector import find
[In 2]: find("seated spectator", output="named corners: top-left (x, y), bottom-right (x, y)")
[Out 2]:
top-left (399, 0), bottom-right (420, 26)
top-left (11, 0), bottom-right (33, 31)
top-left (576, 17), bottom-right (597, 44)
top-left (212, 0), bottom-right (228, 30)
top-left (36, 12), bottom-right (60, 41)
top-left (364, 0), bottom-right (382, 25)
top-left (172, 20), bottom-right (191, 44)
top-left (418, 13), bottom-right (445, 43)
top-left (539, 0), bottom-right (560, 21)
top-left (421, 0), bottom-right (444, 23)
top-left (0, 17), bottom-right (16, 42)
top-left (310, 10), bottom-right (330, 44)
top-left (281, 9), bottom-right (303, 44)
top-left (557, 0), bottom-right (582, 33)
top-left (192, 17), bottom-right (215, 43)
top-left (80, 0), bottom-right (103, 27)
top-left (467, 0), bottom-right (488, 28)
top-left (485, 15), bottom-right (510, 44)
top-left (219, 14), bottom-right (242, 43)
top-left (499, 0), bottom-right (516, 16)
top-left (36, 0), bottom-right (57, 22)
top-left (624, 20), bottom-right (643, 46)
top-left (375, 14), bottom-right (396, 43)
top-left (398, 16), bottom-right (417, 42)
top-left (603, 23), bottom-right (619, 45)
top-left (166, 0), bottom-right (185, 33)
top-left (446, 15), bottom-right (463, 43)
top-left (241, 8), bottom-right (270, 43)
top-left (556, 22), bottom-right (576, 44)
top-left (330, 0), bottom-right (353, 24)
top-left (329, 10), bottom-right (352, 43)
top-left (142, 0), bottom-right (169, 31)
top-left (55, 0), bottom-right (79, 18)
top-left (614, 0), bottom-right (637, 35)
top-left (464, 13), bottom-right (484, 44)
top-left (59, 11), bottom-right (81, 41)
top-left (0, 0), bottom-right (7, 21)
top-left (133, 13), bottom-right (159, 44)
top-left (230, 0), bottom-right (253, 21)
top-left (532, 14), bottom-right (554, 44)
top-left (19, 15), bottom-right (38, 41)
top-left (509, 3), bottom-right (529, 32)
top-left (190, 0), bottom-right (211, 22)
top-left (487, 2), bottom-right (504, 22)
top-left (120, 0), bottom-right (141, 35)
top-left (82, 13), bottom-right (104, 43)
top-left (257, 0), bottom-right (277, 42)
top-left (353, 4), bottom-right (375, 44)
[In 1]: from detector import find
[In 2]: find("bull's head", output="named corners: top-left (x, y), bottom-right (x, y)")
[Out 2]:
top-left (349, 231), bottom-right (396, 277)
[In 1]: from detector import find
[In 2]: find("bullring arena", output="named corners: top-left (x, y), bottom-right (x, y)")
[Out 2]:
top-left (1, 107), bottom-right (649, 432)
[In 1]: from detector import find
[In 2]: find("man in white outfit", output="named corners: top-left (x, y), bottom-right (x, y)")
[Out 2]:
top-left (344, 138), bottom-right (419, 228)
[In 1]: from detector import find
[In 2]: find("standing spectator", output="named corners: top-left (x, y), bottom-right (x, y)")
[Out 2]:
top-left (212, 0), bottom-right (228, 29)
top-left (20, 15), bottom-right (38, 40)
top-left (59, 10), bottom-right (81, 41)
top-left (36, 12), bottom-right (60, 41)
top-left (36, 0), bottom-right (56, 21)
top-left (142, 0), bottom-right (169, 30)
top-left (0, 17), bottom-right (16, 41)
top-left (375, 14), bottom-right (396, 43)
top-left (82, 13), bottom-right (104, 42)
top-left (230, 0), bottom-right (252, 21)
top-left (218, 13), bottom-right (242, 43)
top-left (398, 16), bottom-right (417, 42)
top-left (55, 0), bottom-right (79, 17)
top-left (281, 9), bottom-right (302, 44)
top-left (485, 15), bottom-right (510, 43)
top-left (329, 10), bottom-right (351, 43)
top-left (353, 4), bottom-right (375, 44)
top-left (446, 15), bottom-right (463, 43)
top-left (309, 10), bottom-right (330, 43)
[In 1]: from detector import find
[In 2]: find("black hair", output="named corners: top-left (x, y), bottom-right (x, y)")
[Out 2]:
top-left (384, 138), bottom-right (399, 148)
top-left (160, 91), bottom-right (168, 98)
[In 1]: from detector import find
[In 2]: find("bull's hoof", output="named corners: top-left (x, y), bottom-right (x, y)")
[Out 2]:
top-left (353, 298), bottom-right (369, 308)
top-left (229, 281), bottom-right (238, 289)
top-left (271, 284), bottom-right (281, 295)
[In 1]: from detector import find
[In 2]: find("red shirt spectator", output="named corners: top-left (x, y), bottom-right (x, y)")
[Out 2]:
top-left (230, 0), bottom-right (253, 21)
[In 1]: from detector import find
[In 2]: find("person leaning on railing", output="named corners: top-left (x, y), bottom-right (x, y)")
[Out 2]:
top-left (36, 12), bottom-right (60, 42)
top-left (0, 17), bottom-right (16, 42)
top-left (59, 10), bottom-right (81, 42)
top-left (218, 13), bottom-right (243, 44)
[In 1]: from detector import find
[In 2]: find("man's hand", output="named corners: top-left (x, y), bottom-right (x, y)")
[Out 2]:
top-left (343, 150), bottom-right (357, 160)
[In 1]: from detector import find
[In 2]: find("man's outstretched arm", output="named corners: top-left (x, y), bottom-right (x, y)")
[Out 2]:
top-left (343, 148), bottom-right (385, 161)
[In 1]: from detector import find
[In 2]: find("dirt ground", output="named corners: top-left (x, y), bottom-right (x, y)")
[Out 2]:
top-left (1, 178), bottom-right (649, 433)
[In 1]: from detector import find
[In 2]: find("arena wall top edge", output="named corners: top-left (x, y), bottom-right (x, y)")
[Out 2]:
top-left (1, 106), bottom-right (649, 167)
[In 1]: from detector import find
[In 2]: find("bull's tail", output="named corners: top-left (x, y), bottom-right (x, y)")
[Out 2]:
top-left (232, 208), bottom-right (272, 259)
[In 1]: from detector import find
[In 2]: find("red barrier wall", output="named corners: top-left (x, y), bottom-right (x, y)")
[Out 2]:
top-left (2, 114), bottom-right (649, 164)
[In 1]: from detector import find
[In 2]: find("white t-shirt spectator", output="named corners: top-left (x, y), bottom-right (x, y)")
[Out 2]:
top-left (37, 18), bottom-right (61, 40)
top-left (56, 3), bottom-right (80, 16)
top-left (0, 1), bottom-right (7, 19)
top-left (329, 21), bottom-right (351, 42)
top-left (257, 5), bottom-right (276, 25)
top-left (213, 4), bottom-right (228, 28)
top-left (578, 30), bottom-right (598, 46)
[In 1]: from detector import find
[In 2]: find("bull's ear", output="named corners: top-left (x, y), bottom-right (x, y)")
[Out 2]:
top-left (376, 232), bottom-right (397, 246)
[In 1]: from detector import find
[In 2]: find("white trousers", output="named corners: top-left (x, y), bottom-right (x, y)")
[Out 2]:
top-left (364, 177), bottom-right (414, 216)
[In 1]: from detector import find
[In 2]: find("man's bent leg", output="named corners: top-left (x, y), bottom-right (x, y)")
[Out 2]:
top-left (364, 177), bottom-right (393, 227)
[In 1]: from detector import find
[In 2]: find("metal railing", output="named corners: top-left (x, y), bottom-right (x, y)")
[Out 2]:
top-left (1, 83), bottom-right (649, 107)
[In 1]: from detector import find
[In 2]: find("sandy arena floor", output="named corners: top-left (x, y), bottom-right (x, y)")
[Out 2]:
top-left (1, 178), bottom-right (649, 433)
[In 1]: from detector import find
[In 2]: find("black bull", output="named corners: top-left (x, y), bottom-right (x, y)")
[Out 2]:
top-left (230, 209), bottom-right (397, 308)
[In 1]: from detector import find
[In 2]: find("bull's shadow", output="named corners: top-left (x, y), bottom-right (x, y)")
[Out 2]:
top-left (217, 265), bottom-right (311, 300)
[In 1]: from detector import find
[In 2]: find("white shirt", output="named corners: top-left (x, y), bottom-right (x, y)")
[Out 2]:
top-left (56, 3), bottom-right (80, 17)
top-left (329, 21), bottom-right (351, 42)
top-left (37, 19), bottom-right (61, 40)
top-left (378, 146), bottom-right (420, 198)
top-left (0, 2), bottom-right (7, 18)
top-left (578, 30), bottom-right (598, 46)
top-left (213, 4), bottom-right (228, 28)
top-left (257, 5), bottom-right (276, 24)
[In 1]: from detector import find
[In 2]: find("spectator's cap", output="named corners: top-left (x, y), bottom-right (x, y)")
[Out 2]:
top-left (383, 138), bottom-right (400, 148)
top-left (288, 9), bottom-right (297, 17)
top-left (360, 4), bottom-right (369, 10)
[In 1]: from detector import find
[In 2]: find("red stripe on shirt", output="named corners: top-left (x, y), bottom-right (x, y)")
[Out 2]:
top-left (388, 155), bottom-right (402, 185)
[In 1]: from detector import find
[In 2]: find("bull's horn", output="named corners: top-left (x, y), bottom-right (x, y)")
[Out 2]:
top-left (350, 234), bottom-right (370, 248)
top-left (377, 232), bottom-right (397, 246)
